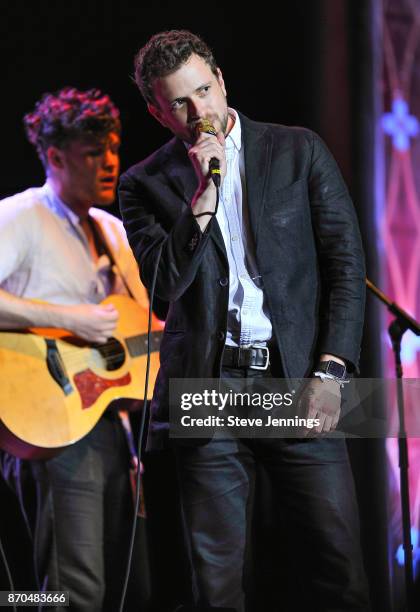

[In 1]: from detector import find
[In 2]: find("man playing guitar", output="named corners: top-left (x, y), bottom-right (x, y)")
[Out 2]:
top-left (0, 87), bottom-right (150, 611)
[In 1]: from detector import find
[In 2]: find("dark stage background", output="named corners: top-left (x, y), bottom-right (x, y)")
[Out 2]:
top-left (1, 1), bottom-right (392, 610)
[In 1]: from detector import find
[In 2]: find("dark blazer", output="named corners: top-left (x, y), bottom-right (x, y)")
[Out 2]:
top-left (119, 113), bottom-right (366, 448)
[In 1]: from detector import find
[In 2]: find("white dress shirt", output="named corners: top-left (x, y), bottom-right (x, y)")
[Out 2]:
top-left (217, 109), bottom-right (272, 347)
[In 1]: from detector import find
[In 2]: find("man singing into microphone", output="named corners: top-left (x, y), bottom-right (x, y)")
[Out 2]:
top-left (119, 30), bottom-right (370, 611)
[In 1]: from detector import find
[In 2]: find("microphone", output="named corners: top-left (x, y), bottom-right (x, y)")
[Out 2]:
top-left (195, 119), bottom-right (221, 188)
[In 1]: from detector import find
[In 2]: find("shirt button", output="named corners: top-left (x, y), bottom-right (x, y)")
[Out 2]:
top-left (232, 235), bottom-right (238, 241)
top-left (218, 331), bottom-right (225, 341)
top-left (219, 277), bottom-right (228, 287)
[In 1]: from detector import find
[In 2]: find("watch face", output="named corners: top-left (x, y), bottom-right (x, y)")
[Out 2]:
top-left (327, 361), bottom-right (346, 378)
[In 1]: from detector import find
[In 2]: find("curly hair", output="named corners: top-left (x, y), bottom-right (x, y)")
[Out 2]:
top-left (24, 87), bottom-right (121, 168)
top-left (134, 30), bottom-right (219, 105)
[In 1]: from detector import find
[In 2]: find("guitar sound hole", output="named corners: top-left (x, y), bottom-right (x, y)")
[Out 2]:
top-left (95, 338), bottom-right (126, 371)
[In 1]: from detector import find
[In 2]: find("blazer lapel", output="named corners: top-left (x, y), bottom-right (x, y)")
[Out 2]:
top-left (240, 113), bottom-right (272, 246)
top-left (208, 113), bottom-right (273, 261)
top-left (163, 138), bottom-right (197, 206)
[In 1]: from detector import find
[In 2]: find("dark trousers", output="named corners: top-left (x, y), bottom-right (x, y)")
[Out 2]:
top-left (3, 413), bottom-right (145, 612)
top-left (175, 365), bottom-right (371, 612)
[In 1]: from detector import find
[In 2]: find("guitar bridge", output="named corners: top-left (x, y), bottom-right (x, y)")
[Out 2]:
top-left (45, 339), bottom-right (73, 396)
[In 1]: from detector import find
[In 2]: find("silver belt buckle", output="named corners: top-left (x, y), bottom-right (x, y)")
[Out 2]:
top-left (250, 345), bottom-right (270, 370)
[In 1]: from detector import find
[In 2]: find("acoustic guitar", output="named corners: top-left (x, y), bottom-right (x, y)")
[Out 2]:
top-left (0, 294), bottom-right (162, 459)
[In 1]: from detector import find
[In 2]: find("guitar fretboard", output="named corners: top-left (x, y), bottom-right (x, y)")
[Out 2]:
top-left (126, 331), bottom-right (162, 358)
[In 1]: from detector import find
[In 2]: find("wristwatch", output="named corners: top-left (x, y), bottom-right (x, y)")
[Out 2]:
top-left (315, 360), bottom-right (348, 381)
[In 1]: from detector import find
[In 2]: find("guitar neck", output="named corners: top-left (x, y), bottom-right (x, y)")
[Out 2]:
top-left (125, 330), bottom-right (162, 358)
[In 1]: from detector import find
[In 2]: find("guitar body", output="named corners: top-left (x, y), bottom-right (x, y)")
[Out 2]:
top-left (0, 295), bottom-right (162, 459)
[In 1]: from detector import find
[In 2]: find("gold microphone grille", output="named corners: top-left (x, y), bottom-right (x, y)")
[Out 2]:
top-left (196, 119), bottom-right (217, 136)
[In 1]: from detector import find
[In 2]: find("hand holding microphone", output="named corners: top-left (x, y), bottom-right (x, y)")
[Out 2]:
top-left (188, 118), bottom-right (226, 191)
top-left (195, 119), bottom-right (223, 187)
top-left (188, 118), bottom-right (226, 228)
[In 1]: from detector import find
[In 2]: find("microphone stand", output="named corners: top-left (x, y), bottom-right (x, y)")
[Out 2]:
top-left (366, 278), bottom-right (420, 611)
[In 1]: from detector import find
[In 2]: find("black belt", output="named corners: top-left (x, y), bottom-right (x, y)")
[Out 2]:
top-left (222, 345), bottom-right (270, 370)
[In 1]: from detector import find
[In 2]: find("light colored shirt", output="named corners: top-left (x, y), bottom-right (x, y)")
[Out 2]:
top-left (0, 182), bottom-right (148, 309)
top-left (217, 109), bottom-right (272, 347)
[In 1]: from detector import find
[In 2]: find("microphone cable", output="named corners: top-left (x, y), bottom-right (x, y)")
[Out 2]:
top-left (0, 534), bottom-right (17, 612)
top-left (118, 242), bottom-right (163, 612)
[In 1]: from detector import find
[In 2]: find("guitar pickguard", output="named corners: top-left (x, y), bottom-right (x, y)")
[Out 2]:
top-left (73, 369), bottom-right (131, 409)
